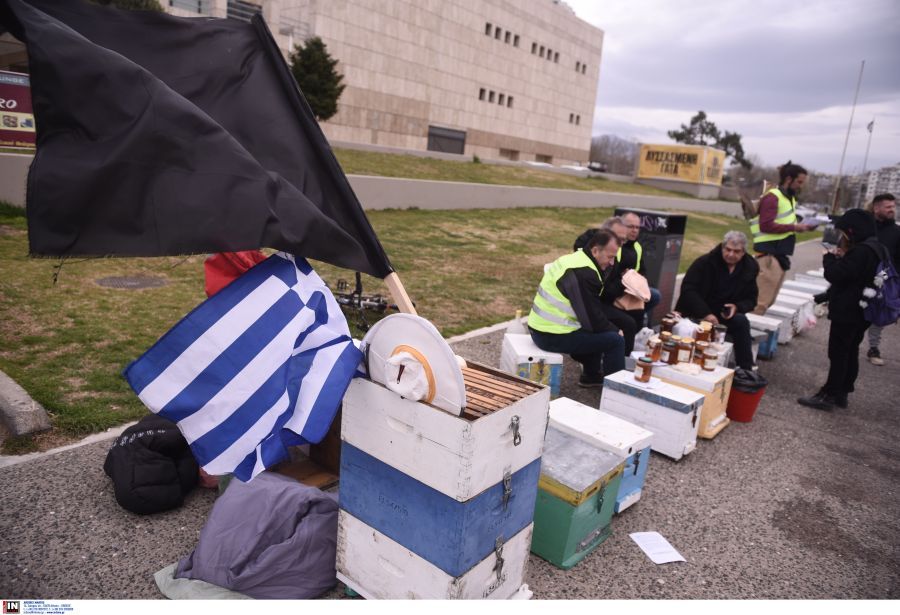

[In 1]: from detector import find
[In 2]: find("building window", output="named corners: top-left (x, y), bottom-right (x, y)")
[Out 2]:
top-left (554, 51), bottom-right (559, 63)
top-left (498, 93), bottom-right (505, 105)
top-left (513, 34), bottom-right (520, 47)
top-left (479, 88), bottom-right (486, 101)
top-left (485, 22), bottom-right (492, 35)
top-left (569, 113), bottom-right (574, 123)
top-left (504, 31), bottom-right (511, 44)
top-left (546, 48), bottom-right (553, 61)
top-left (226, 0), bottom-right (261, 22)
top-left (507, 96), bottom-right (514, 108)
top-left (539, 45), bottom-right (545, 58)
top-left (499, 148), bottom-right (519, 161)
top-left (576, 115), bottom-right (581, 125)
top-left (576, 61), bottom-right (581, 72)
top-left (536, 154), bottom-right (553, 164)
top-left (427, 125), bottom-right (466, 155)
top-left (494, 26), bottom-right (501, 39)
top-left (531, 42), bottom-right (537, 54)
top-left (489, 90), bottom-right (495, 103)
top-left (582, 64), bottom-right (587, 74)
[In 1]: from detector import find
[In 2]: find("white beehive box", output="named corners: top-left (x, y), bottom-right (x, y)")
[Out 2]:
top-left (783, 279), bottom-right (828, 294)
top-left (652, 364), bottom-right (733, 439)
top-left (599, 370), bottom-right (705, 461)
top-left (499, 333), bottom-right (564, 398)
top-left (548, 397), bottom-right (653, 512)
top-left (765, 304), bottom-right (797, 342)
top-left (341, 362), bottom-right (549, 501)
top-left (337, 511), bottom-right (533, 600)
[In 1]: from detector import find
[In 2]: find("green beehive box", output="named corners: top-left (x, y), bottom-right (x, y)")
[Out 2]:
top-left (531, 427), bottom-right (624, 569)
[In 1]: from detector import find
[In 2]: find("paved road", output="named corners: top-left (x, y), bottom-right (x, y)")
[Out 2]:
top-left (1, 241), bottom-right (898, 599)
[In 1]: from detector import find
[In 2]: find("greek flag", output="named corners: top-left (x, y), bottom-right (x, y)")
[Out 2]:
top-left (124, 252), bottom-right (362, 481)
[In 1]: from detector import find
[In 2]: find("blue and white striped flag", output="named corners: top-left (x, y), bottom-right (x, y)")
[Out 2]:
top-left (124, 252), bottom-right (362, 481)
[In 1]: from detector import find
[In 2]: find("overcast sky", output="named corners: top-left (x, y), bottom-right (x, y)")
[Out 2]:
top-left (564, 0), bottom-right (900, 175)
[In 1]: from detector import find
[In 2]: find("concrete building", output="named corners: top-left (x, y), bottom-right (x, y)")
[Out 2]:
top-left (169, 0), bottom-right (603, 165)
top-left (864, 163), bottom-right (900, 203)
top-left (1, 0), bottom-right (602, 165)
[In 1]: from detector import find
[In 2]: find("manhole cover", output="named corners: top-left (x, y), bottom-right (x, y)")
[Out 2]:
top-left (95, 276), bottom-right (168, 289)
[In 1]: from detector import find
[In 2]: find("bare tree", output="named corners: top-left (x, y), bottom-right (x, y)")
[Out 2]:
top-left (590, 135), bottom-right (638, 175)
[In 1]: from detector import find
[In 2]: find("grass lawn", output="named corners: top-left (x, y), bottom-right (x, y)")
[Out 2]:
top-left (334, 148), bottom-right (688, 198)
top-left (0, 200), bottom-right (812, 453)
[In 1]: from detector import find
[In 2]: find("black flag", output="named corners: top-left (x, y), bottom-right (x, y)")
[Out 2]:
top-left (0, 0), bottom-right (392, 278)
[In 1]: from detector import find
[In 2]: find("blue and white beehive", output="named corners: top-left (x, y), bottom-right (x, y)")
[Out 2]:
top-left (549, 397), bottom-right (653, 513)
top-left (500, 333), bottom-right (563, 398)
top-left (600, 370), bottom-right (705, 461)
top-left (337, 360), bottom-right (549, 599)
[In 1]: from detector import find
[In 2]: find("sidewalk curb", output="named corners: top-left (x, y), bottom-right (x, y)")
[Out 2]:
top-left (0, 421), bottom-right (137, 469)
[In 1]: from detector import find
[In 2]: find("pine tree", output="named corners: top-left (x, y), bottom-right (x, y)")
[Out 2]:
top-left (289, 37), bottom-right (346, 122)
top-left (668, 110), bottom-right (752, 169)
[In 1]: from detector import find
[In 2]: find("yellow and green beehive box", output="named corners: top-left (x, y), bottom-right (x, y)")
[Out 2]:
top-left (531, 426), bottom-right (625, 569)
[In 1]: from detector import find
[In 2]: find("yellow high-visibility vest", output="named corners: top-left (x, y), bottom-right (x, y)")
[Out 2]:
top-left (750, 188), bottom-right (798, 246)
top-left (527, 249), bottom-right (601, 334)
top-left (616, 241), bottom-right (643, 272)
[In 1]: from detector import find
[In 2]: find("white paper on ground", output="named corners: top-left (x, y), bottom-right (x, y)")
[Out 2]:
top-left (630, 532), bottom-right (686, 564)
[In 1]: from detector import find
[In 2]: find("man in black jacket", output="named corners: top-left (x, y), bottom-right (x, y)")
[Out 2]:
top-left (865, 193), bottom-right (899, 365)
top-left (675, 231), bottom-right (759, 370)
top-left (799, 209), bottom-right (884, 410)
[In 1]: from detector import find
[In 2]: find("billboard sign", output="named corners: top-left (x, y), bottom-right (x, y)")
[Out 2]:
top-left (0, 70), bottom-right (36, 149)
top-left (637, 143), bottom-right (725, 186)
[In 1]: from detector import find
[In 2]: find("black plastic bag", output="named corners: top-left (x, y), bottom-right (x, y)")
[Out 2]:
top-left (732, 368), bottom-right (768, 393)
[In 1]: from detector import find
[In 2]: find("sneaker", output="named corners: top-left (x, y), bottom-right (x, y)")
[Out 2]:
top-left (577, 373), bottom-right (605, 389)
top-left (867, 347), bottom-right (885, 366)
top-left (797, 390), bottom-right (835, 411)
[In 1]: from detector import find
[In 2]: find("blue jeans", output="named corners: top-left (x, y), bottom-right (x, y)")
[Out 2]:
top-left (530, 328), bottom-right (625, 378)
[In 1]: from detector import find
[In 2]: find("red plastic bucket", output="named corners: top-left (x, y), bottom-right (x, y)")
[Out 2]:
top-left (726, 386), bottom-right (767, 422)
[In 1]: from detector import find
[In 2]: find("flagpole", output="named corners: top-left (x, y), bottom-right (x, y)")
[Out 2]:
top-left (384, 272), bottom-right (418, 315)
top-left (857, 118), bottom-right (875, 208)
top-left (831, 59), bottom-right (865, 215)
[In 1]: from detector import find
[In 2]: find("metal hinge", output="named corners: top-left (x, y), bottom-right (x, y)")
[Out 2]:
top-left (493, 537), bottom-right (505, 581)
top-left (633, 450), bottom-right (641, 476)
top-left (691, 410), bottom-right (698, 428)
top-left (502, 471), bottom-right (512, 510)
top-left (510, 415), bottom-right (522, 446)
top-left (596, 480), bottom-right (606, 512)
top-left (537, 358), bottom-right (546, 378)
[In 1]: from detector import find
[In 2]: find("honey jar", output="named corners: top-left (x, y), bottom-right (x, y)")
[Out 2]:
top-left (695, 324), bottom-right (712, 343)
top-left (703, 348), bottom-right (718, 371)
top-left (693, 341), bottom-right (709, 366)
top-left (662, 340), bottom-right (678, 365)
top-left (660, 331), bottom-right (673, 345)
top-left (661, 318), bottom-right (675, 333)
top-left (677, 337), bottom-right (694, 363)
top-left (634, 356), bottom-right (654, 383)
top-left (647, 337), bottom-right (662, 362)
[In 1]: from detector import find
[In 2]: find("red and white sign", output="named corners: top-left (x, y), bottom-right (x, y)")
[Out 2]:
top-left (0, 70), bottom-right (35, 149)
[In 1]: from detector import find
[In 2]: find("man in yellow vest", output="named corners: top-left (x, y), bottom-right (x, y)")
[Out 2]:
top-left (619, 212), bottom-right (661, 327)
top-left (528, 229), bottom-right (625, 388)
top-left (750, 161), bottom-right (817, 314)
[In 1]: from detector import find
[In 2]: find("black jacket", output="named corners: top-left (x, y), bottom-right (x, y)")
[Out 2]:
top-left (825, 209), bottom-right (882, 323)
top-left (875, 217), bottom-right (900, 270)
top-left (675, 244), bottom-right (759, 318)
top-left (555, 252), bottom-right (620, 334)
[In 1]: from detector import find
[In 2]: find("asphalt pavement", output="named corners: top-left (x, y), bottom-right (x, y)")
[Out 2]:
top-left (1, 240), bottom-right (898, 600)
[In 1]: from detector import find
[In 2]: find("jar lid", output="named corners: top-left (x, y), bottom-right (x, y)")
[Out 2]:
top-left (682, 337), bottom-right (694, 344)
top-left (639, 356), bottom-right (653, 364)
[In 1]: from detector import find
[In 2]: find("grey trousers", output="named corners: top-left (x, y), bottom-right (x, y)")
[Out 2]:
top-left (867, 324), bottom-right (883, 349)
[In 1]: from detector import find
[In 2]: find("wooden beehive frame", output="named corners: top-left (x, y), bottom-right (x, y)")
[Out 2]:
top-left (461, 362), bottom-right (543, 421)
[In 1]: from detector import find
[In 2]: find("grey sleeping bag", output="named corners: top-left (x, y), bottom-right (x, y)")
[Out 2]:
top-left (175, 471), bottom-right (338, 599)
